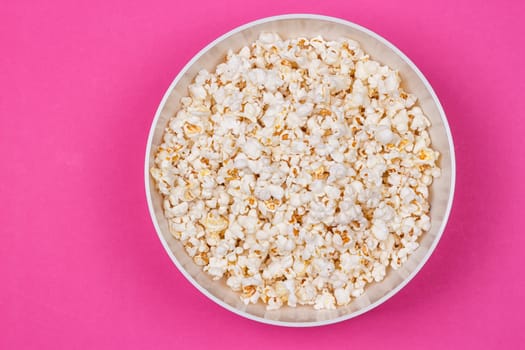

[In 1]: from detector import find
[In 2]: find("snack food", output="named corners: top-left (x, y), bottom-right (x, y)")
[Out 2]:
top-left (151, 33), bottom-right (440, 310)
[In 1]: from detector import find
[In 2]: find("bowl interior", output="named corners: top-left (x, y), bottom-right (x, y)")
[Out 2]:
top-left (146, 15), bottom-right (454, 326)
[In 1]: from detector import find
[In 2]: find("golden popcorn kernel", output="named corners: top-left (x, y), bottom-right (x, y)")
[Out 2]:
top-left (357, 147), bottom-right (367, 157)
top-left (202, 214), bottom-right (229, 233)
top-left (169, 154), bottom-right (180, 164)
top-left (418, 150), bottom-right (431, 160)
top-left (236, 80), bottom-right (246, 90)
top-left (398, 139), bottom-right (409, 149)
top-left (281, 59), bottom-right (298, 69)
top-left (350, 220), bottom-right (362, 231)
top-left (264, 198), bottom-right (280, 211)
top-left (336, 230), bottom-right (350, 244)
top-left (183, 122), bottom-right (202, 135)
top-left (194, 252), bottom-right (209, 266)
top-left (289, 211), bottom-right (303, 225)
top-left (259, 294), bottom-right (269, 303)
top-left (418, 164), bottom-right (431, 172)
top-left (312, 166), bottom-right (329, 180)
top-left (319, 108), bottom-right (332, 117)
top-left (360, 258), bottom-right (370, 267)
top-left (368, 88), bottom-right (379, 99)
top-left (226, 168), bottom-right (240, 181)
top-left (242, 285), bottom-right (256, 298)
top-left (297, 39), bottom-right (308, 49)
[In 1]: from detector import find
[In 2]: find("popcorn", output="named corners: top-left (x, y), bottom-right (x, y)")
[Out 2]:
top-left (314, 290), bottom-right (336, 310)
top-left (151, 33), bottom-right (440, 310)
top-left (371, 220), bottom-right (389, 241)
top-left (374, 125), bottom-right (395, 144)
top-left (334, 287), bottom-right (351, 305)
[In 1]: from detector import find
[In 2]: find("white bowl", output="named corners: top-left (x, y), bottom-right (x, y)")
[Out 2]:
top-left (145, 14), bottom-right (456, 327)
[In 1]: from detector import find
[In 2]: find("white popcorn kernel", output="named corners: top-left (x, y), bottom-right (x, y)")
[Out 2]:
top-left (371, 220), bottom-right (389, 241)
top-left (288, 193), bottom-right (301, 207)
top-left (314, 290), bottom-right (336, 310)
top-left (202, 213), bottom-right (228, 233)
top-left (255, 229), bottom-right (271, 241)
top-left (401, 217), bottom-right (416, 235)
top-left (388, 172), bottom-right (401, 186)
top-left (189, 84), bottom-right (207, 100)
top-left (291, 140), bottom-right (308, 153)
top-left (334, 287), bottom-right (351, 305)
top-left (243, 102), bottom-right (260, 122)
top-left (372, 263), bottom-right (386, 282)
top-left (218, 191), bottom-right (230, 207)
top-left (409, 107), bottom-right (431, 131)
top-left (421, 174), bottom-right (433, 186)
top-left (355, 60), bottom-right (379, 80)
top-left (297, 284), bottom-right (316, 304)
top-left (283, 280), bottom-right (297, 307)
top-left (400, 187), bottom-right (416, 204)
top-left (268, 184), bottom-right (284, 200)
top-left (332, 233), bottom-right (344, 246)
top-left (248, 68), bottom-right (267, 87)
top-left (259, 32), bottom-right (281, 44)
top-left (310, 180), bottom-right (325, 195)
top-left (351, 286), bottom-right (364, 298)
top-left (393, 110), bottom-right (409, 133)
top-left (233, 153), bottom-right (249, 169)
top-left (417, 214), bottom-right (431, 231)
top-left (350, 180), bottom-right (364, 193)
top-left (226, 275), bottom-right (242, 291)
top-left (374, 125), bottom-right (395, 144)
top-left (168, 202), bottom-right (188, 217)
top-left (340, 253), bottom-right (360, 273)
top-left (324, 185), bottom-right (341, 200)
top-left (383, 72), bottom-right (400, 93)
top-left (206, 257), bottom-right (227, 279)
top-left (328, 163), bottom-right (347, 181)
top-left (243, 138), bottom-right (262, 159)
top-left (254, 185), bottom-right (271, 201)
top-left (187, 105), bottom-right (210, 118)
top-left (238, 214), bottom-right (258, 234)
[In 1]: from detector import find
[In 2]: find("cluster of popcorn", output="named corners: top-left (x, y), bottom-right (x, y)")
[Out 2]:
top-left (151, 33), bottom-right (440, 310)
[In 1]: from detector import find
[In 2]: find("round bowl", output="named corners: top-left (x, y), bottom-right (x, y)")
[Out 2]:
top-left (145, 14), bottom-right (456, 327)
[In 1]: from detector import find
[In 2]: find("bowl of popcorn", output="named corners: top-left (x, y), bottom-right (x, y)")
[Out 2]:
top-left (145, 14), bottom-right (455, 326)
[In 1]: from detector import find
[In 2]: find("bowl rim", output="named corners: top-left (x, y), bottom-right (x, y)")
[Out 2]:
top-left (144, 13), bottom-right (456, 327)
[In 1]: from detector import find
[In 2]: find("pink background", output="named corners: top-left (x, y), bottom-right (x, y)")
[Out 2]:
top-left (2, 0), bottom-right (524, 348)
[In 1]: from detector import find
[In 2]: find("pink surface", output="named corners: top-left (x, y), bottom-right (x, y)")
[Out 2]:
top-left (1, 0), bottom-right (524, 348)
